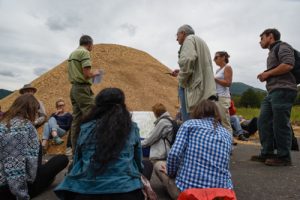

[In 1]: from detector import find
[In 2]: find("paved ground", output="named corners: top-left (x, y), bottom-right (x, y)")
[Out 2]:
top-left (33, 138), bottom-right (300, 200)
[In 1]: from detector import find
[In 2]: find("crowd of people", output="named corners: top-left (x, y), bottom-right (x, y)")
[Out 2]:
top-left (0, 25), bottom-right (298, 200)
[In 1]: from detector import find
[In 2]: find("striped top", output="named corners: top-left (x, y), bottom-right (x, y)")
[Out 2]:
top-left (215, 66), bottom-right (230, 98)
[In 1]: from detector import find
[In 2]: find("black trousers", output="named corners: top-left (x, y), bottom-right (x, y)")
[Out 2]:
top-left (0, 153), bottom-right (69, 199)
top-left (142, 159), bottom-right (153, 180)
top-left (64, 189), bottom-right (144, 200)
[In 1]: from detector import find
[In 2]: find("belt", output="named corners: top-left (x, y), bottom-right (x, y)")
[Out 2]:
top-left (72, 82), bottom-right (91, 86)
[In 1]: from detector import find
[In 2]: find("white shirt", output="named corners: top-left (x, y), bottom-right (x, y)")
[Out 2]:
top-left (215, 65), bottom-right (230, 98)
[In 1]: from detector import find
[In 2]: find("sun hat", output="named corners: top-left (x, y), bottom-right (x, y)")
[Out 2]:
top-left (19, 84), bottom-right (37, 94)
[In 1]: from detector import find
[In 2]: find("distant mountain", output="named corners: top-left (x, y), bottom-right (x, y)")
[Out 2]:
top-left (0, 89), bottom-right (13, 100)
top-left (230, 82), bottom-right (266, 95)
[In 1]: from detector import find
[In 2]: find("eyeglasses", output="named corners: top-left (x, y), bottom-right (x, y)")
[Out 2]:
top-left (57, 104), bottom-right (65, 107)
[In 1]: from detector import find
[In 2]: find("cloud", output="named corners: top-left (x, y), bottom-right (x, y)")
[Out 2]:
top-left (0, 70), bottom-right (15, 77)
top-left (120, 23), bottom-right (137, 36)
top-left (33, 67), bottom-right (48, 76)
top-left (46, 15), bottom-right (81, 31)
top-left (0, 0), bottom-right (299, 91)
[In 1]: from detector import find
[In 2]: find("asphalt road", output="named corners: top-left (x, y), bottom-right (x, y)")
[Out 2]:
top-left (33, 139), bottom-right (300, 200)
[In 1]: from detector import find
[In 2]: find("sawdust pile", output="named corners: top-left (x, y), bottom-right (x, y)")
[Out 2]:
top-left (0, 44), bottom-right (179, 154)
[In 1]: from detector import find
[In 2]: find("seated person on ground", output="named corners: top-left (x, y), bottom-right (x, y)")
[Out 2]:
top-left (55, 88), bottom-right (148, 200)
top-left (240, 117), bottom-right (258, 137)
top-left (154, 100), bottom-right (233, 200)
top-left (0, 94), bottom-right (68, 200)
top-left (141, 103), bottom-right (173, 161)
top-left (229, 100), bottom-right (248, 141)
top-left (42, 98), bottom-right (72, 152)
top-left (19, 84), bottom-right (47, 128)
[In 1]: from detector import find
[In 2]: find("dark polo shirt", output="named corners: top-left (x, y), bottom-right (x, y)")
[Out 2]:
top-left (266, 41), bottom-right (297, 92)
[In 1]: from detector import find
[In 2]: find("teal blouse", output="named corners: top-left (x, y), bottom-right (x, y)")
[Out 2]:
top-left (55, 120), bottom-right (143, 197)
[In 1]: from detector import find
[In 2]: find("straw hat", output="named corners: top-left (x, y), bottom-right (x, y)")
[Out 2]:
top-left (19, 84), bottom-right (37, 94)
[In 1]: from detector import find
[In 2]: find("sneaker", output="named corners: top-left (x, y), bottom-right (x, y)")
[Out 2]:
top-left (250, 154), bottom-right (276, 162)
top-left (242, 130), bottom-right (250, 138)
top-left (265, 158), bottom-right (292, 166)
top-left (232, 138), bottom-right (238, 146)
top-left (238, 134), bottom-right (249, 141)
top-left (53, 136), bottom-right (64, 145)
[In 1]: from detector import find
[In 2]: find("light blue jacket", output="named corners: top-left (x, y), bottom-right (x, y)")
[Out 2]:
top-left (55, 120), bottom-right (143, 197)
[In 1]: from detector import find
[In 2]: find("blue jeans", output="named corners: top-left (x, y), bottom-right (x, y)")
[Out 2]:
top-left (258, 89), bottom-right (297, 160)
top-left (230, 115), bottom-right (243, 136)
top-left (42, 117), bottom-right (66, 140)
top-left (178, 87), bottom-right (189, 122)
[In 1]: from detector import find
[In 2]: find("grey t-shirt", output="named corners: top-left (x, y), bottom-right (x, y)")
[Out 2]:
top-left (266, 41), bottom-right (297, 92)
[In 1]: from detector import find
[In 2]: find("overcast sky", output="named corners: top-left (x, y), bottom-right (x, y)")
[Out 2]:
top-left (0, 0), bottom-right (299, 91)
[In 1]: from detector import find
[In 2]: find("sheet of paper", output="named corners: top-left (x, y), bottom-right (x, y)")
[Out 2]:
top-left (131, 111), bottom-right (156, 138)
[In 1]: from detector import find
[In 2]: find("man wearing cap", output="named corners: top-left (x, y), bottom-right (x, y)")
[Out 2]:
top-left (19, 84), bottom-right (47, 128)
top-left (171, 24), bottom-right (217, 121)
top-left (68, 35), bottom-right (100, 151)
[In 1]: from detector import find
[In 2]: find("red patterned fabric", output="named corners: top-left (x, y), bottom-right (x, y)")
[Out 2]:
top-left (178, 188), bottom-right (237, 200)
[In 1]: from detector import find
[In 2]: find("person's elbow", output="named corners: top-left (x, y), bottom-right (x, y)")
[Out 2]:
top-left (224, 80), bottom-right (232, 87)
top-left (82, 66), bottom-right (92, 79)
top-left (141, 141), bottom-right (147, 148)
top-left (285, 64), bottom-right (294, 71)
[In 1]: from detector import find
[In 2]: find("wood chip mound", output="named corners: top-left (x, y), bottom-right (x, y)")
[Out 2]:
top-left (0, 44), bottom-right (179, 154)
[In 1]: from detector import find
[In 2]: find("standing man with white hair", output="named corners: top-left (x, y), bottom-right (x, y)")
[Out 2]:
top-left (68, 35), bottom-right (101, 152)
top-left (172, 24), bottom-right (217, 121)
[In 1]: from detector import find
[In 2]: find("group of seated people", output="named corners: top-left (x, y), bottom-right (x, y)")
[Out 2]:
top-left (0, 87), bottom-right (241, 200)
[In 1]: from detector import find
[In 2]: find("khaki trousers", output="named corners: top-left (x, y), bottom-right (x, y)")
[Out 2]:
top-left (70, 84), bottom-right (94, 152)
top-left (154, 161), bottom-right (181, 200)
top-left (216, 96), bottom-right (233, 134)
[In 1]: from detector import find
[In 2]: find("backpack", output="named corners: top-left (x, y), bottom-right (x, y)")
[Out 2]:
top-left (159, 116), bottom-right (180, 147)
top-left (274, 42), bottom-right (300, 84)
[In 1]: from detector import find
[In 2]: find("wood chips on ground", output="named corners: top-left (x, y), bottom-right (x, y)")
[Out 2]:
top-left (0, 44), bottom-right (179, 154)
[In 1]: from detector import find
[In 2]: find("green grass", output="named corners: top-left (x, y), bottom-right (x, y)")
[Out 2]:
top-left (236, 106), bottom-right (300, 124)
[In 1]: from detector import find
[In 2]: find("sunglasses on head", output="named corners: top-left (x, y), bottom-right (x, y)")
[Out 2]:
top-left (214, 55), bottom-right (220, 60)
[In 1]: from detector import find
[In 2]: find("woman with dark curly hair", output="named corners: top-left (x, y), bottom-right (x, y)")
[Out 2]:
top-left (55, 88), bottom-right (145, 200)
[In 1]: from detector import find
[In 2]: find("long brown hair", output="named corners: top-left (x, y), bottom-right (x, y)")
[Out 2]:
top-left (1, 94), bottom-right (40, 123)
top-left (191, 100), bottom-right (221, 129)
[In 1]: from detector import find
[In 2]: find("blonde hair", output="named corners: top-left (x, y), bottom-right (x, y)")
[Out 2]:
top-left (152, 103), bottom-right (167, 118)
top-left (55, 98), bottom-right (65, 108)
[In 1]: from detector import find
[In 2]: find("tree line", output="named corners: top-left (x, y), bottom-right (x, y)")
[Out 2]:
top-left (232, 86), bottom-right (300, 108)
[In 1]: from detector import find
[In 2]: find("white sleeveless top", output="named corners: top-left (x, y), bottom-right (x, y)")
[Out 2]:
top-left (215, 65), bottom-right (231, 98)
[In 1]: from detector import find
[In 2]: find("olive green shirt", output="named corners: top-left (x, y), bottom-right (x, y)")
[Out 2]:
top-left (68, 46), bottom-right (92, 85)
